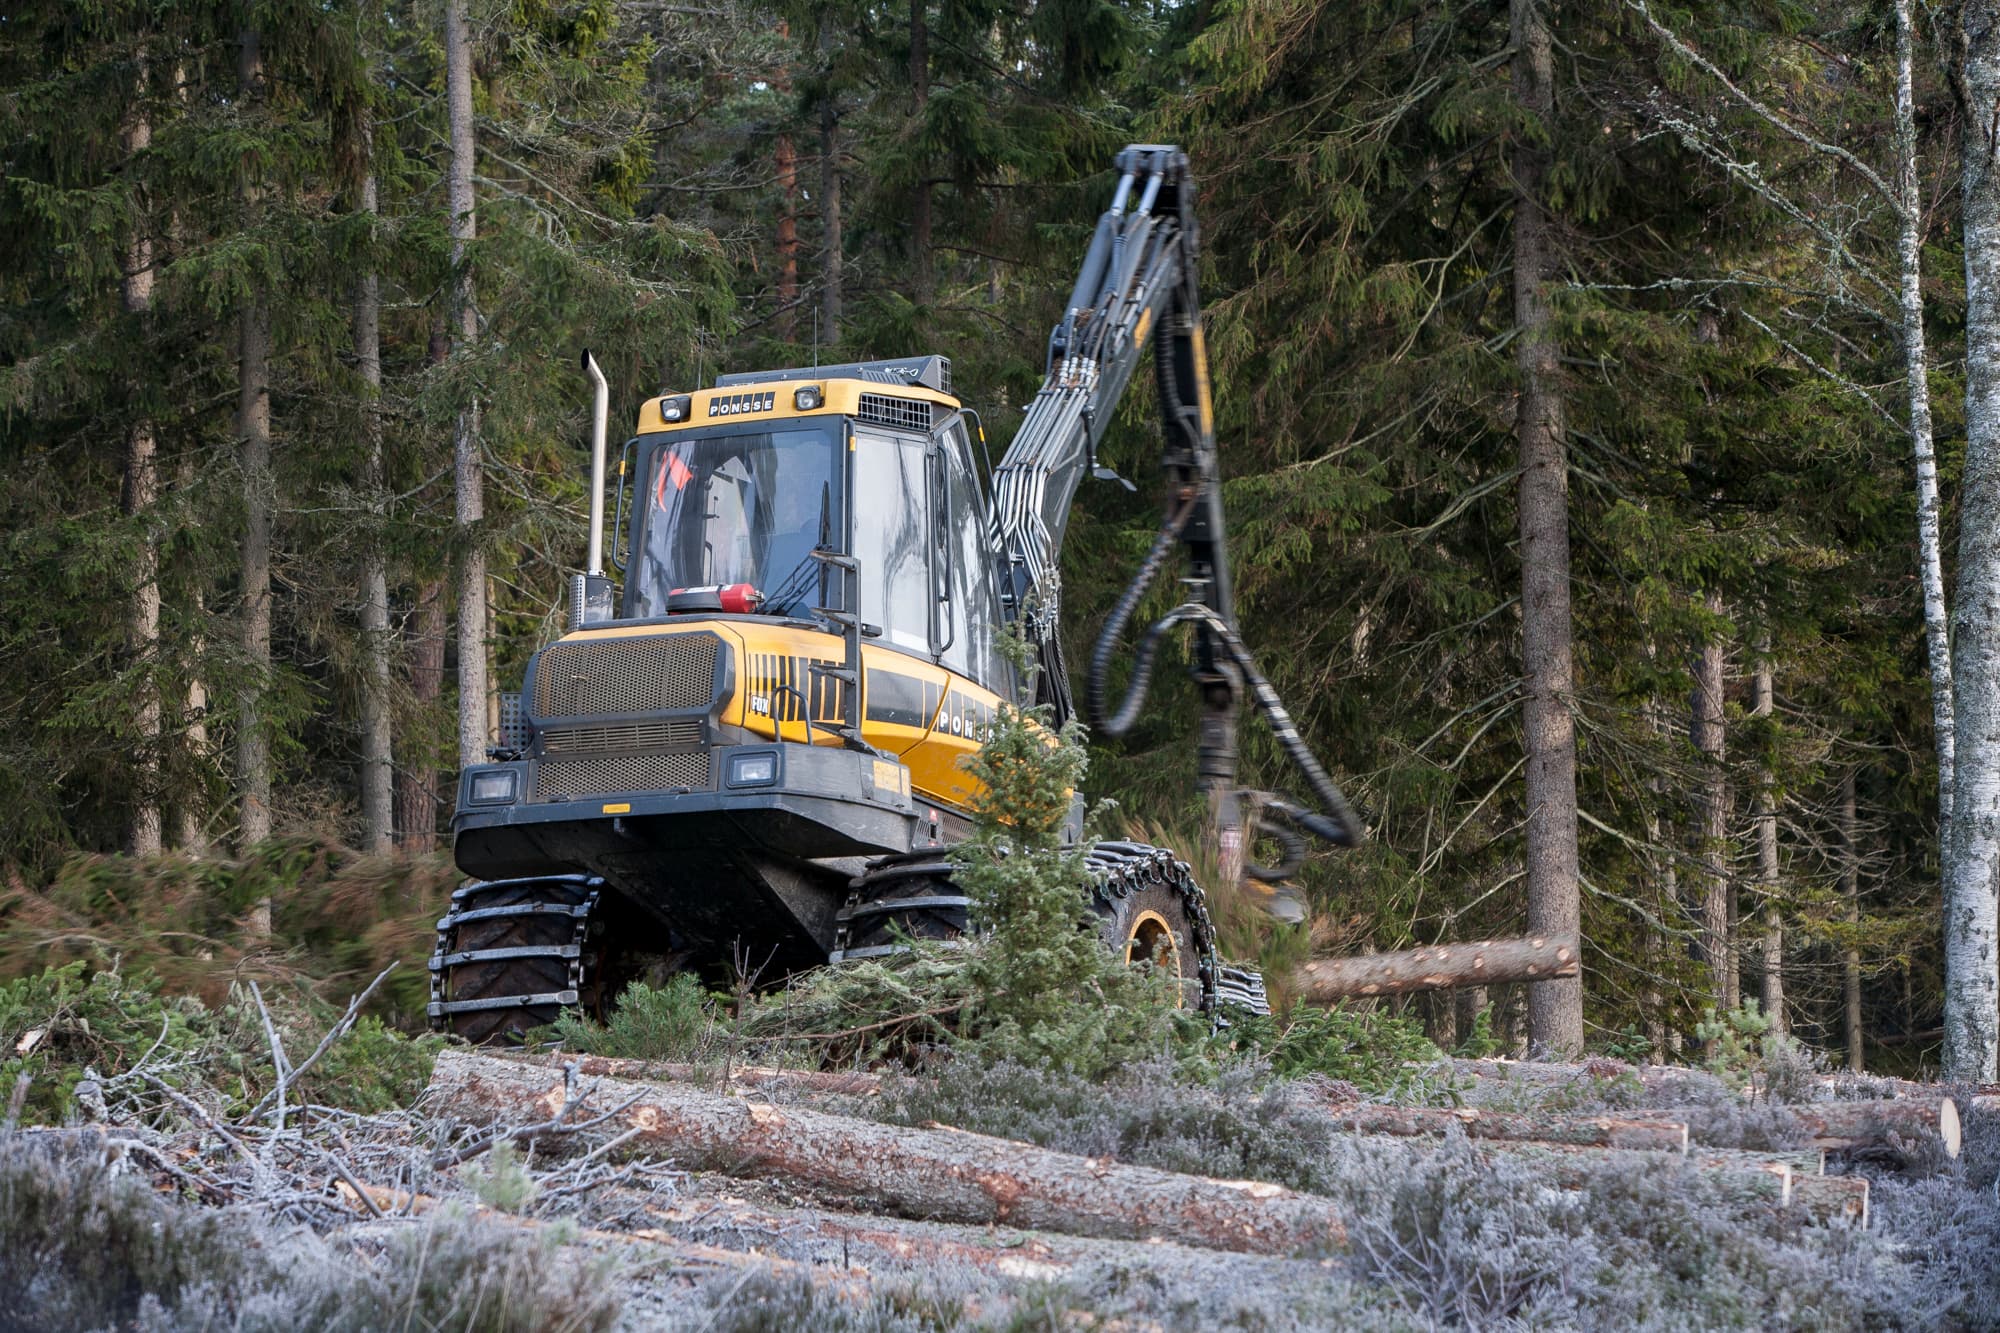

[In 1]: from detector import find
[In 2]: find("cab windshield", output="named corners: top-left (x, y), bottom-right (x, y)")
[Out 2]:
top-left (627, 425), bottom-right (845, 619)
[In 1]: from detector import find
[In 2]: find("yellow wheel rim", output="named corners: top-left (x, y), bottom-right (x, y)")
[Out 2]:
top-left (1123, 909), bottom-right (1184, 1006)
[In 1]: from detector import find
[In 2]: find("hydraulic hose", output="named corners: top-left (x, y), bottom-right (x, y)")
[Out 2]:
top-left (1087, 495), bottom-right (1197, 737)
top-left (1090, 578), bottom-right (1366, 849)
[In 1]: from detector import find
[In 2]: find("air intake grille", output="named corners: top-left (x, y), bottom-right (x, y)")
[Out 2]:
top-left (540, 718), bottom-right (703, 755)
top-left (857, 393), bottom-right (934, 432)
top-left (536, 750), bottom-right (710, 801)
top-left (532, 633), bottom-right (719, 718)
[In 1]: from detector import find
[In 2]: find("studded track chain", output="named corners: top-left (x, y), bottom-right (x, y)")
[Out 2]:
top-left (831, 840), bottom-right (1272, 1018)
top-left (427, 874), bottom-right (603, 1031)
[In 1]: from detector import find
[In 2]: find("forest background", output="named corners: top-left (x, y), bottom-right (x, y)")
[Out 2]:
top-left (2, 0), bottom-right (1995, 1079)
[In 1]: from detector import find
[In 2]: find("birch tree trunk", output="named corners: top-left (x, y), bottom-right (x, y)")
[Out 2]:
top-left (445, 0), bottom-right (487, 771)
top-left (1947, 0), bottom-right (2000, 1082)
top-left (1897, 0), bottom-right (1956, 886)
top-left (121, 51), bottom-right (162, 858)
top-left (1753, 648), bottom-right (1784, 1035)
top-left (1511, 0), bottom-right (1582, 1058)
top-left (1843, 765), bottom-right (1864, 1072)
top-left (235, 28), bottom-right (274, 860)
top-left (353, 113), bottom-right (393, 855)
top-left (1691, 593), bottom-right (1731, 1021)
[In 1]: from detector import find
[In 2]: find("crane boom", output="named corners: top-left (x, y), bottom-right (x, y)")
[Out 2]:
top-left (991, 146), bottom-right (1227, 716)
top-left (988, 144), bottom-right (1361, 873)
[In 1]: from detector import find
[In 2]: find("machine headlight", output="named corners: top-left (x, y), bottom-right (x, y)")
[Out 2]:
top-left (728, 752), bottom-right (778, 786)
top-left (469, 770), bottom-right (518, 803)
top-left (793, 385), bottom-right (824, 411)
top-left (659, 394), bottom-right (692, 423)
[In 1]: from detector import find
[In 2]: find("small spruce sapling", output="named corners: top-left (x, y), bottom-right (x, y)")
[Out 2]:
top-left (950, 629), bottom-right (1171, 1074)
top-left (1694, 999), bottom-right (1819, 1102)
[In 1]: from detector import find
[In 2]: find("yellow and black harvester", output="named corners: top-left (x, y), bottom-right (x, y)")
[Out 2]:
top-left (433, 146), bottom-right (1360, 1042)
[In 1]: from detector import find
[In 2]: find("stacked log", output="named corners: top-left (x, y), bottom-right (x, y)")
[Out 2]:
top-left (425, 1049), bottom-right (1908, 1253)
top-left (1321, 1102), bottom-right (1690, 1153)
top-left (426, 1049), bottom-right (1347, 1255)
top-left (1627, 1098), bottom-right (1960, 1159)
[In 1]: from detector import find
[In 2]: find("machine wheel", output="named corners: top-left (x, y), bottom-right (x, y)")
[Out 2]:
top-left (835, 840), bottom-right (1230, 1012)
top-left (831, 850), bottom-right (969, 962)
top-left (1085, 842), bottom-right (1211, 1009)
top-left (429, 875), bottom-right (604, 1044)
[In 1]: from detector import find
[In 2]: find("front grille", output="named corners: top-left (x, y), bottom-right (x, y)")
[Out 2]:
top-left (536, 750), bottom-right (710, 801)
top-left (857, 392), bottom-right (935, 432)
top-left (532, 633), bottom-right (719, 718)
top-left (540, 719), bottom-right (703, 755)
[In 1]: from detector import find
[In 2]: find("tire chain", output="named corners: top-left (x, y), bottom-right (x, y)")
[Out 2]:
top-left (427, 876), bottom-right (602, 1031)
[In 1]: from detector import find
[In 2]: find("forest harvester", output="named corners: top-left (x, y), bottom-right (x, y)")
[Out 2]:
top-left (431, 145), bottom-right (1363, 1042)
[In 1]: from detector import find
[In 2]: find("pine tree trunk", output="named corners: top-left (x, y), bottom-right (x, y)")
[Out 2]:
top-left (1454, 986), bottom-right (1487, 1048)
top-left (1427, 989), bottom-right (1458, 1051)
top-left (1691, 592), bottom-right (1730, 1023)
top-left (175, 447), bottom-right (211, 853)
top-left (445, 0), bottom-right (487, 772)
top-left (1897, 0), bottom-right (1956, 893)
top-left (354, 133), bottom-right (393, 856)
top-left (235, 29), bottom-right (273, 863)
top-left (1842, 765), bottom-right (1864, 1072)
top-left (1947, 0), bottom-right (2000, 1082)
top-left (1511, 0), bottom-right (1581, 1057)
top-left (1643, 793), bottom-right (1671, 1059)
top-left (396, 580), bottom-right (446, 850)
top-left (122, 53), bottom-right (162, 858)
top-left (1644, 661), bottom-right (1674, 1058)
top-left (776, 131), bottom-right (798, 340)
top-left (772, 22), bottom-right (798, 342)
top-left (909, 0), bottom-right (932, 307)
top-left (175, 600), bottom-right (210, 853)
top-left (1753, 650), bottom-right (1784, 1035)
top-left (819, 27), bottom-right (843, 346)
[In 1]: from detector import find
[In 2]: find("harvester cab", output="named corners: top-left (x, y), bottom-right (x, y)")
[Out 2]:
top-left (433, 145), bottom-right (1360, 1043)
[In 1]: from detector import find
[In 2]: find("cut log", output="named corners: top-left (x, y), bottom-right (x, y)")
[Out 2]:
top-left (1790, 1174), bottom-right (1869, 1228)
top-left (1297, 936), bottom-right (1578, 1002)
top-left (425, 1049), bottom-right (1347, 1254)
top-left (531, 1053), bottom-right (881, 1098)
top-left (1775, 1097), bottom-right (1958, 1158)
top-left (1630, 1097), bottom-right (1960, 1158)
top-left (1322, 1102), bottom-right (1688, 1153)
top-left (1425, 1057), bottom-right (1716, 1098)
top-left (1465, 1140), bottom-right (1794, 1209)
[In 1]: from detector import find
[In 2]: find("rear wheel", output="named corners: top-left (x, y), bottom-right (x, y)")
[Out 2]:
top-left (836, 840), bottom-right (1219, 1010)
top-left (429, 875), bottom-right (604, 1044)
top-left (1087, 844), bottom-right (1207, 1009)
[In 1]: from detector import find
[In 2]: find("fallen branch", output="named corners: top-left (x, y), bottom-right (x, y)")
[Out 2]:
top-left (1296, 936), bottom-right (1578, 1002)
top-left (242, 963), bottom-right (399, 1125)
top-left (426, 1049), bottom-right (1348, 1254)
